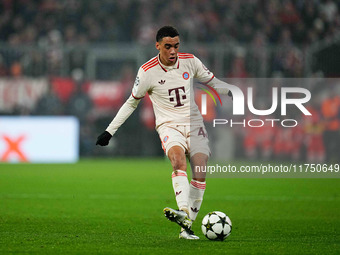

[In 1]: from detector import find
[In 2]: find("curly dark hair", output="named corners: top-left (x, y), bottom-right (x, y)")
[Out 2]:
top-left (156, 26), bottom-right (179, 42)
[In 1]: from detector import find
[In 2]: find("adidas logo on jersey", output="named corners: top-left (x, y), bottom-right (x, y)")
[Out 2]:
top-left (158, 80), bottom-right (166, 85)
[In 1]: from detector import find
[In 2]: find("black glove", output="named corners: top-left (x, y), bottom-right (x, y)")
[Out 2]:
top-left (96, 131), bottom-right (112, 146)
top-left (228, 90), bottom-right (233, 100)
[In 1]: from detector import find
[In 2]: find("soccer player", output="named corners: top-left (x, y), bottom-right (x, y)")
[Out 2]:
top-left (96, 26), bottom-right (232, 239)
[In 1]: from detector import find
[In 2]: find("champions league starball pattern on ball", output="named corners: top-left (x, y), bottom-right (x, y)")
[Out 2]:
top-left (201, 211), bottom-right (232, 241)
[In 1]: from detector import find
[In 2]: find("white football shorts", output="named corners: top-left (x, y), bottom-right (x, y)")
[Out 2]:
top-left (157, 124), bottom-right (210, 158)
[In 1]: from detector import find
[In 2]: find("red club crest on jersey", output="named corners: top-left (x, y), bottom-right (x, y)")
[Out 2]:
top-left (182, 72), bottom-right (189, 80)
top-left (163, 136), bottom-right (169, 143)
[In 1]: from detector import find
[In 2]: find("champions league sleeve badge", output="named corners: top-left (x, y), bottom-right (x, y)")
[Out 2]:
top-left (134, 76), bottom-right (140, 87)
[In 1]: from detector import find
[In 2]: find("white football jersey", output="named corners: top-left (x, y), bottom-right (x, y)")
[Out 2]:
top-left (132, 53), bottom-right (214, 129)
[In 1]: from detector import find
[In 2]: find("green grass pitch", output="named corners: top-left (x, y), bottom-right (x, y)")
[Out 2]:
top-left (0, 159), bottom-right (339, 254)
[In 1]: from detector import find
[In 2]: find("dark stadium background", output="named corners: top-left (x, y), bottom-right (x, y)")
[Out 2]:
top-left (1, 2), bottom-right (340, 254)
top-left (0, 0), bottom-right (339, 162)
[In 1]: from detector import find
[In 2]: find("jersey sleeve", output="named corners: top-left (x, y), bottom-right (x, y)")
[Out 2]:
top-left (193, 56), bottom-right (214, 83)
top-left (131, 67), bottom-right (150, 99)
top-left (105, 95), bottom-right (141, 135)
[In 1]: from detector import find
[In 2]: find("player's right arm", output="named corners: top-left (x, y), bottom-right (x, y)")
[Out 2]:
top-left (96, 68), bottom-right (150, 146)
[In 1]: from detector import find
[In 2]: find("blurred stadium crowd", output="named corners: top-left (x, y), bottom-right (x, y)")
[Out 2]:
top-left (0, 0), bottom-right (339, 45)
top-left (0, 0), bottom-right (339, 162)
top-left (0, 0), bottom-right (340, 77)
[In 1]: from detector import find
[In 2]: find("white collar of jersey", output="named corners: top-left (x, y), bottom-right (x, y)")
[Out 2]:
top-left (157, 54), bottom-right (180, 72)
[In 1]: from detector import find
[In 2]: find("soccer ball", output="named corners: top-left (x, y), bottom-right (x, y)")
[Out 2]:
top-left (201, 211), bottom-right (232, 241)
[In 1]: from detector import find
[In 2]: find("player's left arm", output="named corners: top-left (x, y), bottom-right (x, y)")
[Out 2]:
top-left (193, 56), bottom-right (233, 98)
top-left (206, 77), bottom-right (233, 99)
